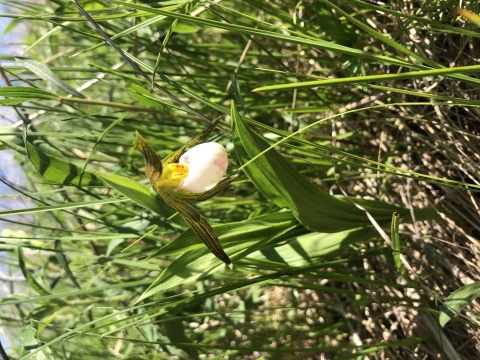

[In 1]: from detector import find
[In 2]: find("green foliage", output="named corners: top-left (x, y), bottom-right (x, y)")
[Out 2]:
top-left (439, 282), bottom-right (480, 327)
top-left (0, 0), bottom-right (477, 358)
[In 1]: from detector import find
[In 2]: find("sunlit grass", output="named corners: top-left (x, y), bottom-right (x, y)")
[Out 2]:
top-left (1, 0), bottom-right (479, 358)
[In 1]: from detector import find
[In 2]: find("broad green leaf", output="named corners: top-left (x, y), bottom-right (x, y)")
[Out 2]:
top-left (251, 227), bottom-right (376, 267)
top-left (0, 98), bottom-right (40, 105)
top-left (231, 101), bottom-right (403, 232)
top-left (439, 282), bottom-right (480, 327)
top-left (93, 171), bottom-right (186, 226)
top-left (2, 17), bottom-right (22, 36)
top-left (106, 238), bottom-right (126, 257)
top-left (137, 211), bottom-right (299, 302)
top-left (173, 23), bottom-right (199, 34)
top-left (15, 57), bottom-right (86, 98)
top-left (232, 123), bottom-right (287, 208)
top-left (24, 138), bottom-right (103, 187)
top-left (152, 210), bottom-right (298, 257)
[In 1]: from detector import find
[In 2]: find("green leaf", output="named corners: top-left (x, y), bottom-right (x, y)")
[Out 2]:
top-left (253, 64), bottom-right (480, 92)
top-left (0, 198), bottom-right (126, 217)
top-left (163, 315), bottom-right (199, 359)
top-left (231, 101), bottom-right (402, 232)
top-left (0, 86), bottom-right (58, 101)
top-left (127, 83), bottom-right (168, 110)
top-left (18, 247), bottom-right (51, 297)
top-left (0, 98), bottom-right (40, 105)
top-left (15, 57), bottom-right (86, 98)
top-left (173, 23), bottom-right (199, 34)
top-left (108, 0), bottom-right (416, 68)
top-left (390, 212), bottom-right (403, 274)
top-left (24, 138), bottom-right (103, 187)
top-left (93, 171), bottom-right (186, 226)
top-left (439, 282), bottom-right (480, 327)
top-left (2, 17), bottom-right (22, 36)
top-left (251, 227), bottom-right (375, 267)
top-left (150, 211), bottom-right (298, 258)
top-left (22, 325), bottom-right (54, 360)
top-left (54, 240), bottom-right (81, 289)
top-left (137, 211), bottom-right (299, 302)
top-left (153, 17), bottom-right (178, 85)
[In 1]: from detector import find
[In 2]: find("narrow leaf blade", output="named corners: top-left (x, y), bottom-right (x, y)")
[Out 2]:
top-left (16, 56), bottom-right (86, 98)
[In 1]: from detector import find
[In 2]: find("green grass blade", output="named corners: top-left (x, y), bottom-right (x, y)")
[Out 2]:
top-left (390, 212), bottom-right (403, 274)
top-left (0, 198), bottom-right (126, 217)
top-left (18, 247), bottom-right (51, 296)
top-left (54, 240), bottom-right (81, 289)
top-left (0, 86), bottom-right (58, 100)
top-left (15, 56), bottom-right (86, 98)
top-left (253, 64), bottom-right (480, 92)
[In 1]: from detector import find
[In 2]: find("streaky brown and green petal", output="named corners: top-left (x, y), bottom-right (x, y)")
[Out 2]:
top-left (175, 173), bottom-right (240, 202)
top-left (159, 187), bottom-right (232, 268)
top-left (135, 131), bottom-right (163, 190)
top-left (162, 115), bottom-right (223, 165)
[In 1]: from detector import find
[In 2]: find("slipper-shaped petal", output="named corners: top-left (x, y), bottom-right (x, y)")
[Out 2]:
top-left (178, 142), bottom-right (228, 193)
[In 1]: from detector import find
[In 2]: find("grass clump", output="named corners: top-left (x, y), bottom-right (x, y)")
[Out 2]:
top-left (0, 0), bottom-right (479, 358)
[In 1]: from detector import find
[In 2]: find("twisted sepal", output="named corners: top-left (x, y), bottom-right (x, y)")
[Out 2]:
top-left (159, 188), bottom-right (232, 268)
top-left (162, 116), bottom-right (222, 166)
top-left (134, 131), bottom-right (163, 188)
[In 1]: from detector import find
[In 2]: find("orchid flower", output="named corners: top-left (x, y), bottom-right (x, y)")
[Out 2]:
top-left (134, 117), bottom-right (237, 267)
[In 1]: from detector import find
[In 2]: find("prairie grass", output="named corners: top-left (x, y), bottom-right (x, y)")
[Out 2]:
top-left (0, 0), bottom-right (479, 359)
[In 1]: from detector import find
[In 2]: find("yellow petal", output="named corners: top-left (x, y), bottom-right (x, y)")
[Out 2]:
top-left (155, 163), bottom-right (189, 191)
